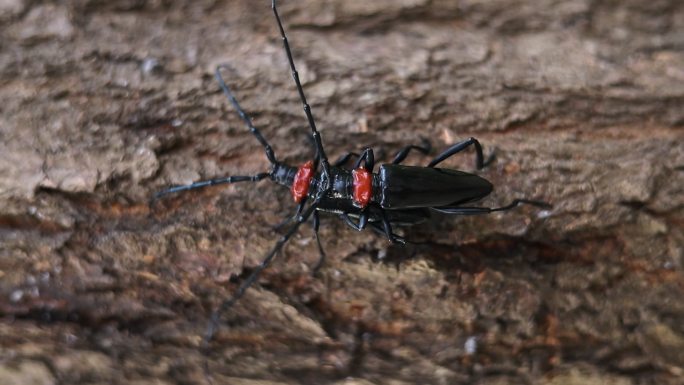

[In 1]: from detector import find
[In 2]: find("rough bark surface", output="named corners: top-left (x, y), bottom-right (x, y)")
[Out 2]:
top-left (1, 0), bottom-right (683, 384)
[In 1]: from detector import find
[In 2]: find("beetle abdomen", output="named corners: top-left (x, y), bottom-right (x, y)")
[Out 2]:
top-left (379, 164), bottom-right (493, 209)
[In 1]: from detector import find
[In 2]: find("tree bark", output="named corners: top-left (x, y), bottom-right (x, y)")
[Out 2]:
top-left (1, 0), bottom-right (683, 384)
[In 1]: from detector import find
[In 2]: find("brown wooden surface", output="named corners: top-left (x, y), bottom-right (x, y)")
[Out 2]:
top-left (1, 1), bottom-right (683, 384)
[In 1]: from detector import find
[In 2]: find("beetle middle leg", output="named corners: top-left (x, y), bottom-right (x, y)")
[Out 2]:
top-left (352, 147), bottom-right (375, 171)
top-left (391, 138), bottom-right (431, 164)
top-left (333, 152), bottom-right (360, 167)
top-left (350, 204), bottom-right (407, 245)
top-left (272, 200), bottom-right (306, 230)
top-left (427, 137), bottom-right (495, 169)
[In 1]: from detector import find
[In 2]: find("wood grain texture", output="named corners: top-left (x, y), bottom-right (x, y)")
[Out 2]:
top-left (1, 0), bottom-right (683, 384)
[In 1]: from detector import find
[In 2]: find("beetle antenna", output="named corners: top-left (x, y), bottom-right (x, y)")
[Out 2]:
top-left (203, 197), bottom-right (322, 345)
top-left (216, 65), bottom-right (277, 164)
top-left (272, 0), bottom-right (331, 177)
top-left (154, 173), bottom-right (270, 198)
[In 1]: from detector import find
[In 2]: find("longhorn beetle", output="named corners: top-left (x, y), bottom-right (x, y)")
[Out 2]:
top-left (156, 0), bottom-right (552, 344)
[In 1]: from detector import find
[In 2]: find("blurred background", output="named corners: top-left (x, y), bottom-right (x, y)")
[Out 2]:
top-left (1, 0), bottom-right (683, 384)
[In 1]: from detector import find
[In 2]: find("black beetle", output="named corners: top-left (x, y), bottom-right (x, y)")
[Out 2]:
top-left (156, 0), bottom-right (551, 343)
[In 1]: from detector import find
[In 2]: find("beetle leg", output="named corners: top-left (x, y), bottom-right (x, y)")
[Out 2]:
top-left (333, 152), bottom-right (360, 167)
top-left (367, 221), bottom-right (408, 244)
top-left (311, 211), bottom-right (327, 275)
top-left (353, 148), bottom-right (375, 172)
top-left (427, 137), bottom-right (495, 169)
top-left (272, 200), bottom-right (306, 230)
top-left (391, 138), bottom-right (431, 164)
top-left (204, 194), bottom-right (324, 345)
top-left (341, 214), bottom-right (358, 230)
top-left (337, 140), bottom-right (430, 167)
top-left (431, 199), bottom-right (552, 215)
top-left (341, 211), bottom-right (369, 231)
top-left (336, 146), bottom-right (375, 171)
top-left (378, 208), bottom-right (406, 245)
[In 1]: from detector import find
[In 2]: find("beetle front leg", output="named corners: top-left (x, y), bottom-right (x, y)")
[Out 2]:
top-left (368, 222), bottom-right (408, 244)
top-left (335, 147), bottom-right (375, 171)
top-left (272, 200), bottom-right (306, 230)
top-left (332, 151), bottom-right (360, 167)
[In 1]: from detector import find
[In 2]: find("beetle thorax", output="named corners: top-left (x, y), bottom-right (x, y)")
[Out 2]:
top-left (291, 160), bottom-right (315, 202)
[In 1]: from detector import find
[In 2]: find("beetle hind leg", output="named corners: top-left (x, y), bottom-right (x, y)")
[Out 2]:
top-left (272, 200), bottom-right (307, 230)
top-left (427, 137), bottom-right (495, 170)
top-left (391, 138), bottom-right (431, 164)
top-left (489, 199), bottom-right (552, 212)
top-left (378, 208), bottom-right (407, 245)
top-left (431, 199), bottom-right (552, 215)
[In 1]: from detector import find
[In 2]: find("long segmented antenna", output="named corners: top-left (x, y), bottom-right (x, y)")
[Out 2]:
top-left (203, 0), bottom-right (341, 354)
top-left (272, 0), bottom-right (331, 178)
top-left (216, 65), bottom-right (277, 164)
top-left (155, 173), bottom-right (270, 198)
top-left (155, 68), bottom-right (278, 199)
top-left (203, 196), bottom-right (323, 344)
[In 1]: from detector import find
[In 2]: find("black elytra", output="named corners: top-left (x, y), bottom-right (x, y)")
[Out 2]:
top-left (155, 0), bottom-right (552, 345)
